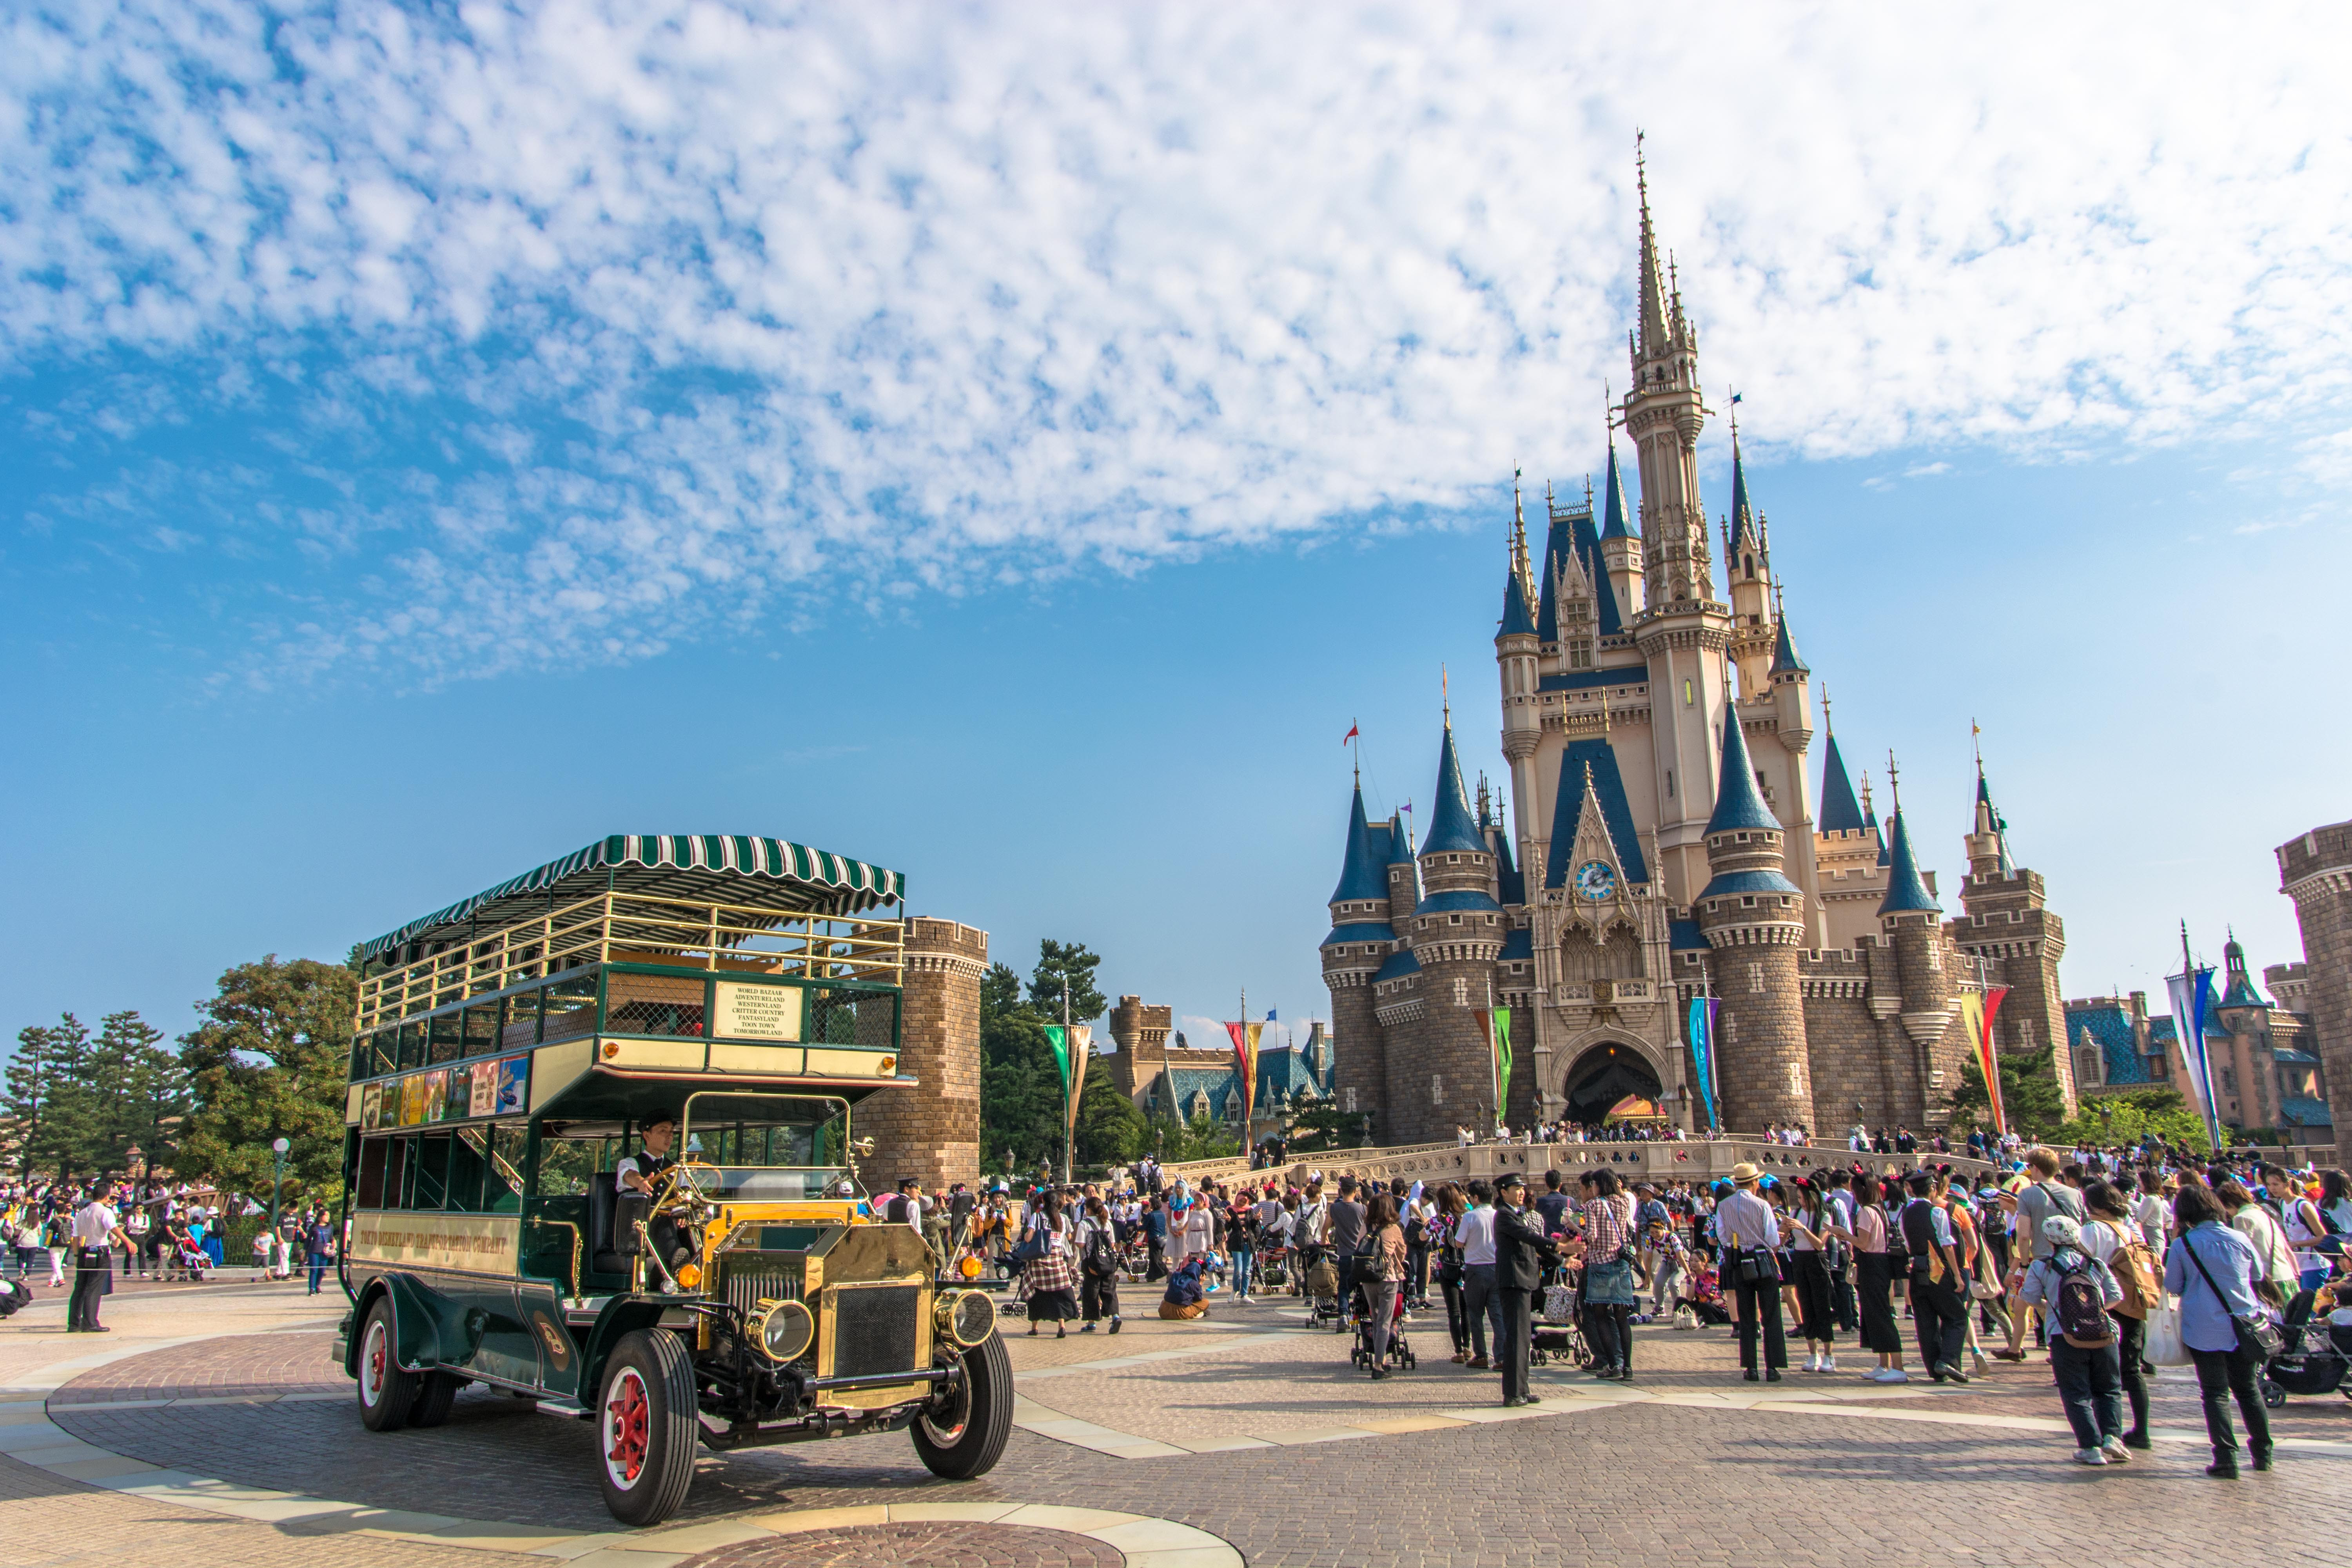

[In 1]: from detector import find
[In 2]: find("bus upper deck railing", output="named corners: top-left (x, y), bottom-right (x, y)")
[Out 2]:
top-left (356, 890), bottom-right (904, 1035)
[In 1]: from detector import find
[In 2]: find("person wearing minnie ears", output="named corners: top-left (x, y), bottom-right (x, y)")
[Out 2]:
top-left (2165, 1182), bottom-right (2275, 1479)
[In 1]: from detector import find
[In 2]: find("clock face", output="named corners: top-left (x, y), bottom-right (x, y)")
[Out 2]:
top-left (1573, 860), bottom-right (1618, 901)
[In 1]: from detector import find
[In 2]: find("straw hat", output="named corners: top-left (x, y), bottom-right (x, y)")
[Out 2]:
top-left (1731, 1162), bottom-right (1761, 1184)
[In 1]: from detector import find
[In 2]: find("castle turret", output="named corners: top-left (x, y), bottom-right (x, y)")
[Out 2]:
top-left (1724, 439), bottom-right (1774, 696)
top-left (1954, 760), bottom-right (2075, 1113)
top-left (1398, 717), bottom-right (1510, 1139)
top-left (1878, 802), bottom-right (1959, 1125)
top-left (1597, 443), bottom-right (1645, 624)
top-left (1695, 706), bottom-right (1813, 1129)
top-left (1813, 722), bottom-right (1888, 949)
top-left (1496, 480), bottom-right (1544, 880)
top-left (1322, 780), bottom-right (1395, 1136)
top-left (1385, 807), bottom-right (1419, 921)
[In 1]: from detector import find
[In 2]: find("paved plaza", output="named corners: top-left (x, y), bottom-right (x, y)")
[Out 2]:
top-left (9, 1278), bottom-right (2352, 1568)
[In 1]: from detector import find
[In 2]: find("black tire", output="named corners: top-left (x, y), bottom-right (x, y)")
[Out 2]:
top-left (410, 1371), bottom-right (468, 1428)
top-left (913, 1334), bottom-right (1013, 1480)
top-left (595, 1329), bottom-right (699, 1528)
top-left (2263, 1379), bottom-right (2288, 1410)
top-left (355, 1297), bottom-right (418, 1433)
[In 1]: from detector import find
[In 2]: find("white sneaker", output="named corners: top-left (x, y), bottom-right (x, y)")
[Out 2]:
top-left (1820, 1355), bottom-right (1836, 1374)
top-left (1873, 1367), bottom-right (1909, 1383)
top-left (2072, 1448), bottom-right (2107, 1466)
top-left (2101, 1438), bottom-right (2129, 1464)
top-left (1806, 1352), bottom-right (1824, 1373)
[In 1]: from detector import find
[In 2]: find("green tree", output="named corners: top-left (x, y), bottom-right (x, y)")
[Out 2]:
top-left (979, 1006), bottom-right (1065, 1174)
top-left (1948, 1044), bottom-right (2070, 1140)
top-left (82, 1010), bottom-right (191, 1181)
top-left (2055, 1087), bottom-right (2212, 1154)
top-left (980, 962), bottom-right (1026, 1020)
top-left (1152, 1111), bottom-right (1238, 1163)
top-left (176, 956), bottom-right (358, 1207)
top-left (1027, 939), bottom-right (1107, 1025)
top-left (1074, 1060), bottom-right (1147, 1168)
top-left (1281, 1092), bottom-right (1369, 1154)
top-left (4, 1020), bottom-right (73, 1175)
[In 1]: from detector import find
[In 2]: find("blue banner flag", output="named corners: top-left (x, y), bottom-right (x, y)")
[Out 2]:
top-left (1686, 997), bottom-right (1720, 1134)
top-left (2165, 965), bottom-right (2222, 1151)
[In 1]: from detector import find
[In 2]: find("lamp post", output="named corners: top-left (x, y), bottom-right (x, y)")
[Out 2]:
top-left (268, 1137), bottom-right (291, 1232)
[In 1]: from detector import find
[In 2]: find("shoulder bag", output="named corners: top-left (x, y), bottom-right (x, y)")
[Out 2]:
top-left (2182, 1230), bottom-right (2283, 1359)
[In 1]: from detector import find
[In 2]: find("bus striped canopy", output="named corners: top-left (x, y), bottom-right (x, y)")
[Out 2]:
top-left (358, 834), bottom-right (906, 961)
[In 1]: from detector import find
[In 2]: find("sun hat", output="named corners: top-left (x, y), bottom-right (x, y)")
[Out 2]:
top-left (1730, 1162), bottom-right (1761, 1184)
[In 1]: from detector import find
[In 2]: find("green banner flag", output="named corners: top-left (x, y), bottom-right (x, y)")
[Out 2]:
top-left (1493, 1006), bottom-right (1512, 1116)
top-left (1043, 1024), bottom-right (1073, 1093)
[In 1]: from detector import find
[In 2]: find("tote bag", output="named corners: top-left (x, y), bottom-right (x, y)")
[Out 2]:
top-left (2143, 1294), bottom-right (2190, 1367)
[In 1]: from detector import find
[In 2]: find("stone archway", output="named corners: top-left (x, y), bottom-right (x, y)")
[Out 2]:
top-left (1560, 1040), bottom-right (1663, 1126)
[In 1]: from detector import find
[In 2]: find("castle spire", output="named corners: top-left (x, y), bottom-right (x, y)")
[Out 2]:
top-left (1704, 706), bottom-right (1777, 836)
top-left (1818, 699), bottom-right (1866, 837)
top-left (1969, 733), bottom-right (2016, 877)
top-left (1877, 808), bottom-right (1940, 915)
top-left (1422, 715), bottom-right (1486, 856)
top-left (1635, 131), bottom-right (1673, 359)
top-left (1729, 430), bottom-right (1760, 554)
top-left (1329, 781), bottom-right (1387, 905)
top-left (1599, 441), bottom-right (1635, 540)
top-left (1769, 586), bottom-right (1808, 675)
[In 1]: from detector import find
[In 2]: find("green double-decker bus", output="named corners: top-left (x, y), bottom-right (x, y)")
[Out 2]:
top-left (336, 834), bottom-right (1009, 1526)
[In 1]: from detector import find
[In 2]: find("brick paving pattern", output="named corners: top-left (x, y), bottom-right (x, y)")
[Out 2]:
top-left (29, 1299), bottom-right (2352, 1566)
top-left (682, 1521), bottom-right (1124, 1568)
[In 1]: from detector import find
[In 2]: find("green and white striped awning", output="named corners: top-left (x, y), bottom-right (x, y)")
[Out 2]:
top-left (358, 834), bottom-right (906, 962)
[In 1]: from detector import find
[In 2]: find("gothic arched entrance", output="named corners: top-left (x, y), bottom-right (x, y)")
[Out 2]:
top-left (1561, 1041), bottom-right (1662, 1127)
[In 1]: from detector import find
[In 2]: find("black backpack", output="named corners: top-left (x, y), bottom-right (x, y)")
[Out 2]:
top-left (2052, 1250), bottom-right (2114, 1348)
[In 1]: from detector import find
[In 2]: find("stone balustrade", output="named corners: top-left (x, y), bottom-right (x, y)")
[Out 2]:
top-left (1158, 1136), bottom-right (1999, 1190)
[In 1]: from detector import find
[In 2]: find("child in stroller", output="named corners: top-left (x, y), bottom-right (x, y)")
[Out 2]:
top-left (1680, 1256), bottom-right (1732, 1327)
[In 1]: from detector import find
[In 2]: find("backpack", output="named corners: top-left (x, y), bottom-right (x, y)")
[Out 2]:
top-left (2101, 1226), bottom-right (2158, 1320)
top-left (2053, 1252), bottom-right (2115, 1348)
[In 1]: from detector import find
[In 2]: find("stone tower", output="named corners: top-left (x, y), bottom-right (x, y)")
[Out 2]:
top-left (1107, 993), bottom-right (1175, 1108)
top-left (1320, 782), bottom-right (1393, 1127)
top-left (858, 916), bottom-right (985, 1192)
top-left (2279, 820), bottom-right (2352, 1129)
top-left (1398, 719), bottom-right (1510, 1140)
top-left (1878, 808), bottom-right (1960, 1125)
top-left (1954, 763), bottom-right (2076, 1113)
top-left (1695, 706), bottom-right (1813, 1127)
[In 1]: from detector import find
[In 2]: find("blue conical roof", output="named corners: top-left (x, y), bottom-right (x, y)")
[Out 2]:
top-left (1422, 724), bottom-right (1487, 855)
top-left (1705, 706), bottom-right (1779, 835)
top-left (1600, 444), bottom-right (1636, 540)
top-left (1771, 606), bottom-right (1808, 674)
top-left (1876, 810), bottom-right (1940, 915)
top-left (1499, 566), bottom-right (1535, 639)
top-left (1387, 813), bottom-right (1416, 866)
top-left (1729, 439), bottom-right (1760, 553)
top-left (1330, 784), bottom-right (1387, 904)
top-left (1818, 733), bottom-right (1866, 835)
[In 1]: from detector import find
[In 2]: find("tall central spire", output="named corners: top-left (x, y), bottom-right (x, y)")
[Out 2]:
top-left (1636, 132), bottom-right (1673, 360)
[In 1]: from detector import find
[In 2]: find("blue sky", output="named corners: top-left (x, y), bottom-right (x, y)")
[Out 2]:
top-left (4, 2), bottom-right (2349, 1056)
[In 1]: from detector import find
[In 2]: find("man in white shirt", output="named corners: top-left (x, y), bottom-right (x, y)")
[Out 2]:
top-left (1715, 1164), bottom-right (1787, 1381)
top-left (69, 1183), bottom-right (127, 1334)
top-left (1453, 1181), bottom-right (1503, 1367)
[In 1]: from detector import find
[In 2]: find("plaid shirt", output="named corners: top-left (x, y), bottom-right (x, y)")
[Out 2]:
top-left (1581, 1195), bottom-right (1633, 1263)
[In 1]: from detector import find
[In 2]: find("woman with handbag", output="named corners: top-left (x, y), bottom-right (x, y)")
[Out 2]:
top-left (1578, 1169), bottom-right (1638, 1382)
top-left (1431, 1184), bottom-right (1472, 1363)
top-left (2164, 1183), bottom-right (2274, 1478)
top-left (1850, 1176), bottom-right (1909, 1383)
top-left (1358, 1194), bottom-right (1409, 1379)
top-left (1076, 1194), bottom-right (1124, 1334)
top-left (1017, 1191), bottom-right (1080, 1339)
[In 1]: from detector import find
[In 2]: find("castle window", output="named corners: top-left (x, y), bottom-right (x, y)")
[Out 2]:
top-left (1449, 914), bottom-right (1461, 925)
top-left (1683, 678), bottom-right (1695, 707)
top-left (1666, 769), bottom-right (1674, 798)
top-left (1741, 896), bottom-right (1756, 908)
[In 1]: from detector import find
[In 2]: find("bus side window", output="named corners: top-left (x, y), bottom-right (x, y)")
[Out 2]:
top-left (486, 1125), bottom-right (528, 1212)
top-left (412, 1132), bottom-right (452, 1212)
top-left (534, 1136), bottom-right (599, 1197)
top-left (446, 1129), bottom-right (491, 1213)
top-left (380, 1137), bottom-right (410, 1210)
top-left (357, 1138), bottom-right (390, 1209)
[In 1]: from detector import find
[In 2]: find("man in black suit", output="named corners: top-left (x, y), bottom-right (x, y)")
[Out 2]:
top-left (1492, 1172), bottom-right (1561, 1408)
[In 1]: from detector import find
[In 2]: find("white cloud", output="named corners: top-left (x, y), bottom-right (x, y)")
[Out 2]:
top-left (5, 2), bottom-right (2350, 679)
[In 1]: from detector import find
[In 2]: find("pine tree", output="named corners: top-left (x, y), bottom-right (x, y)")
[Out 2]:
top-left (3, 1021), bottom-right (64, 1180)
top-left (176, 956), bottom-right (358, 1205)
top-left (1027, 940), bottom-right (1107, 1025)
top-left (1074, 1059), bottom-right (1147, 1167)
top-left (25, 1014), bottom-right (98, 1180)
top-left (91, 1010), bottom-right (191, 1181)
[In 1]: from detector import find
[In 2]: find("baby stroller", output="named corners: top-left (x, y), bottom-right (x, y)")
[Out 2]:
top-left (1256, 1245), bottom-right (1292, 1290)
top-left (1350, 1278), bottom-right (1417, 1372)
top-left (1302, 1250), bottom-right (1345, 1330)
top-left (1531, 1264), bottom-right (1585, 1367)
top-left (2260, 1295), bottom-right (2352, 1408)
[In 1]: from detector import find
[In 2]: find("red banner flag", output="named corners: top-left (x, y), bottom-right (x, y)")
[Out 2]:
top-left (1342, 724), bottom-right (1359, 746)
top-left (1225, 1020), bottom-right (1262, 1133)
top-left (1970, 986), bottom-right (2011, 1136)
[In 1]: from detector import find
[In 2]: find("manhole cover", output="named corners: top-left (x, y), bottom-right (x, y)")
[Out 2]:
top-left (684, 1521), bottom-right (1126, 1568)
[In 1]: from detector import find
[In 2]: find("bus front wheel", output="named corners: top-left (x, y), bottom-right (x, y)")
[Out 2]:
top-left (356, 1298), bottom-right (418, 1432)
top-left (912, 1335), bottom-right (1012, 1479)
top-left (595, 1330), bottom-right (699, 1527)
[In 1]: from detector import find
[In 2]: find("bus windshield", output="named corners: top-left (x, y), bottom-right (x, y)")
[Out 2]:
top-left (676, 1092), bottom-right (853, 1201)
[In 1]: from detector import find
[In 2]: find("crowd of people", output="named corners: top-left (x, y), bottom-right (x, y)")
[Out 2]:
top-left (0, 1176), bottom-right (343, 1332)
top-left (907, 1136), bottom-right (2350, 1481)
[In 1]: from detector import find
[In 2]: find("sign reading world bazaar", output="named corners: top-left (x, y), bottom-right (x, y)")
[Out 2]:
top-left (714, 981), bottom-right (802, 1041)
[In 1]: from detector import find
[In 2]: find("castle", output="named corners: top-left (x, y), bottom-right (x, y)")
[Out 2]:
top-left (1319, 160), bottom-right (2078, 1145)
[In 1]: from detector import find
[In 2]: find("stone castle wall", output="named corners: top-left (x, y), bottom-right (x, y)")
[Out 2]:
top-left (2282, 821), bottom-right (2352, 1130)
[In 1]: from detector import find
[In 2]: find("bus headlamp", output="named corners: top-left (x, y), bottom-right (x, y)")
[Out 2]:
top-left (937, 1289), bottom-right (997, 1349)
top-left (749, 1298), bottom-right (814, 1363)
